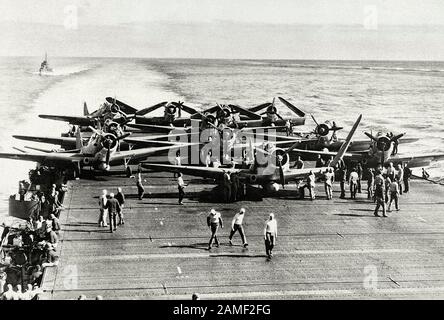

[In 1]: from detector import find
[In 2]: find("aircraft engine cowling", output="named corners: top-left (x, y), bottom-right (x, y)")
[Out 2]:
top-left (376, 136), bottom-right (391, 152)
top-left (110, 104), bottom-right (120, 114)
top-left (205, 114), bottom-right (217, 126)
top-left (217, 107), bottom-right (231, 119)
top-left (100, 134), bottom-right (118, 150)
top-left (269, 148), bottom-right (290, 169)
top-left (267, 105), bottom-right (278, 115)
top-left (315, 123), bottom-right (330, 136)
top-left (166, 104), bottom-right (177, 116)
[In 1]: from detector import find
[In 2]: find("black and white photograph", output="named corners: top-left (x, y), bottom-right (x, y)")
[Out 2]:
top-left (1, 0), bottom-right (444, 307)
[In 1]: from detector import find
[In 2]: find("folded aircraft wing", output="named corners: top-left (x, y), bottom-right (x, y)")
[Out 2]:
top-left (388, 153), bottom-right (444, 168)
top-left (13, 135), bottom-right (77, 147)
top-left (111, 143), bottom-right (199, 163)
top-left (105, 97), bottom-right (139, 114)
top-left (288, 148), bottom-right (358, 159)
top-left (39, 114), bottom-right (95, 126)
top-left (141, 163), bottom-right (240, 180)
top-left (0, 151), bottom-right (81, 165)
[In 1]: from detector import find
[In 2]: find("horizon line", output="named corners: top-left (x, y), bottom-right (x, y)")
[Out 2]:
top-left (1, 55), bottom-right (444, 63)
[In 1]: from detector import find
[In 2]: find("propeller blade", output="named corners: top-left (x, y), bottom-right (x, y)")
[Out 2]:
top-left (276, 113), bottom-right (285, 121)
top-left (171, 101), bottom-right (199, 115)
top-left (136, 102), bottom-right (168, 116)
top-left (311, 114), bottom-right (320, 127)
top-left (249, 102), bottom-right (273, 113)
top-left (191, 110), bottom-right (220, 131)
top-left (365, 132), bottom-right (378, 142)
top-left (391, 133), bottom-right (405, 141)
top-left (278, 97), bottom-right (306, 117)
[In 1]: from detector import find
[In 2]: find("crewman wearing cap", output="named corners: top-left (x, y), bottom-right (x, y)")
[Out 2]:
top-left (228, 208), bottom-right (248, 247)
top-left (207, 209), bottom-right (223, 250)
top-left (264, 213), bottom-right (277, 259)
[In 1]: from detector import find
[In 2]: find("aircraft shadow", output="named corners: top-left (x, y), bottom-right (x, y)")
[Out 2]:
top-left (336, 213), bottom-right (376, 218)
top-left (159, 243), bottom-right (209, 251)
top-left (65, 222), bottom-right (98, 227)
top-left (65, 228), bottom-right (110, 233)
top-left (210, 253), bottom-right (266, 258)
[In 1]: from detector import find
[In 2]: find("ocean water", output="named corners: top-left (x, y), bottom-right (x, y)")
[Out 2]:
top-left (1, 57), bottom-right (443, 221)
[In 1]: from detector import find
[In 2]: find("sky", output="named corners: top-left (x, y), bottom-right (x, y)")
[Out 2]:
top-left (1, 0), bottom-right (444, 59)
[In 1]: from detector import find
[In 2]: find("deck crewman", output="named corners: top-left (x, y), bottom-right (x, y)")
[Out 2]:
top-left (292, 156), bottom-right (304, 169)
top-left (229, 208), bottom-right (248, 247)
top-left (177, 172), bottom-right (187, 205)
top-left (395, 164), bottom-right (404, 195)
top-left (338, 166), bottom-right (347, 199)
top-left (388, 179), bottom-right (400, 212)
top-left (323, 168), bottom-right (334, 200)
top-left (349, 168), bottom-right (359, 199)
top-left (105, 193), bottom-right (121, 233)
top-left (374, 171), bottom-right (387, 217)
top-left (115, 187), bottom-right (125, 225)
top-left (98, 189), bottom-right (108, 227)
top-left (264, 213), bottom-right (277, 259)
top-left (356, 162), bottom-right (363, 193)
top-left (403, 163), bottom-right (412, 193)
top-left (307, 170), bottom-right (316, 200)
top-left (315, 155), bottom-right (325, 168)
top-left (136, 166), bottom-right (145, 200)
top-left (207, 209), bottom-right (223, 250)
top-left (367, 168), bottom-right (375, 200)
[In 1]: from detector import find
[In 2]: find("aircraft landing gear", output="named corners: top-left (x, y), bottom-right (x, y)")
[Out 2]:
top-left (126, 166), bottom-right (132, 178)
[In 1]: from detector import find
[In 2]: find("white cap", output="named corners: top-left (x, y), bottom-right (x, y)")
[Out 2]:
top-left (210, 209), bottom-right (216, 215)
top-left (110, 193), bottom-right (115, 198)
top-left (269, 213), bottom-right (275, 219)
top-left (240, 208), bottom-right (245, 213)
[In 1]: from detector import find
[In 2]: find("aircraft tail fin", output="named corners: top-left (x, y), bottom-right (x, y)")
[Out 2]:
top-left (75, 126), bottom-right (83, 149)
top-left (83, 102), bottom-right (89, 116)
top-left (330, 114), bottom-right (362, 168)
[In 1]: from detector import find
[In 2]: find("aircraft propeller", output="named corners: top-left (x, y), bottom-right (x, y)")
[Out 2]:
top-left (365, 131), bottom-right (406, 164)
top-left (311, 115), bottom-right (343, 137)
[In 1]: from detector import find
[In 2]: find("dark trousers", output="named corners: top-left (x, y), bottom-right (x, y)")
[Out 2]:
top-left (178, 186), bottom-right (185, 203)
top-left (229, 224), bottom-right (246, 244)
top-left (404, 179), bottom-right (410, 193)
top-left (357, 178), bottom-right (362, 193)
top-left (340, 181), bottom-right (346, 198)
top-left (374, 197), bottom-right (386, 216)
top-left (208, 223), bottom-right (220, 247)
top-left (117, 207), bottom-right (124, 224)
top-left (264, 232), bottom-right (275, 257)
top-left (350, 182), bottom-right (357, 199)
top-left (298, 185), bottom-right (305, 199)
top-left (108, 212), bottom-right (117, 232)
top-left (388, 192), bottom-right (399, 210)
top-left (137, 184), bottom-right (145, 200)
